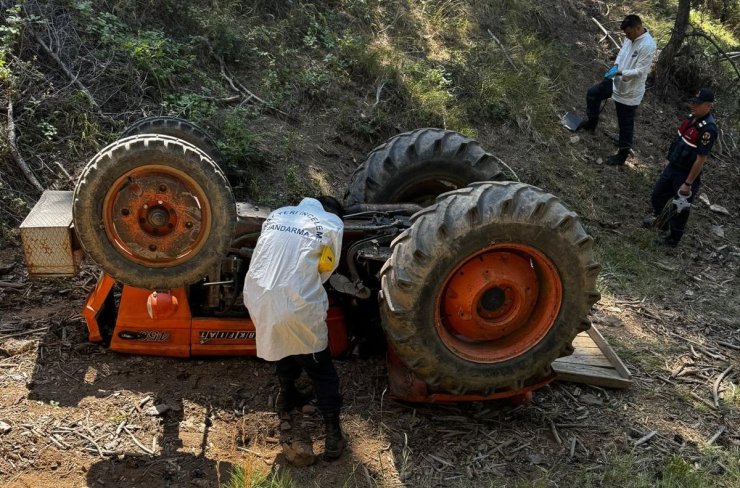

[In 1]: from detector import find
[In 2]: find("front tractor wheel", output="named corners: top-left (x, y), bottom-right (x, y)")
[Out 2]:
top-left (344, 128), bottom-right (503, 207)
top-left (379, 182), bottom-right (600, 394)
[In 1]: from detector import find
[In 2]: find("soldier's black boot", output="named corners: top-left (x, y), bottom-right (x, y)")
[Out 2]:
top-left (275, 380), bottom-right (313, 414)
top-left (606, 148), bottom-right (630, 166)
top-left (323, 415), bottom-right (346, 461)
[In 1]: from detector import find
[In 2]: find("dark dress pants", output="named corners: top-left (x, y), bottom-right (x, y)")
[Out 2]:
top-left (586, 79), bottom-right (638, 150)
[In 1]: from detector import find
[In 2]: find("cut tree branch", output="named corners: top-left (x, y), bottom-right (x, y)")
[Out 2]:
top-left (487, 29), bottom-right (519, 70)
top-left (206, 41), bottom-right (298, 122)
top-left (30, 26), bottom-right (113, 123)
top-left (686, 27), bottom-right (740, 84)
top-left (591, 17), bottom-right (621, 51)
top-left (6, 98), bottom-right (44, 193)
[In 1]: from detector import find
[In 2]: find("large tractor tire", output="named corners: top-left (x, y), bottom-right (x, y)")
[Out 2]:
top-left (344, 128), bottom-right (504, 206)
top-left (379, 182), bottom-right (600, 394)
top-left (121, 116), bottom-right (223, 164)
top-left (73, 135), bottom-right (236, 290)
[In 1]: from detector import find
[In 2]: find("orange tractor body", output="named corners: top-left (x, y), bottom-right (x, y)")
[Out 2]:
top-left (21, 119), bottom-right (599, 404)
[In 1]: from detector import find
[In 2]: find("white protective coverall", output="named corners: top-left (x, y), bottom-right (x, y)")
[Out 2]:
top-left (243, 198), bottom-right (343, 362)
top-left (612, 29), bottom-right (657, 106)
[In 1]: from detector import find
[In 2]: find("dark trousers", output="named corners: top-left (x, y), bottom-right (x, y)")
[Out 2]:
top-left (586, 79), bottom-right (638, 150)
top-left (276, 348), bottom-right (342, 417)
top-left (650, 164), bottom-right (701, 243)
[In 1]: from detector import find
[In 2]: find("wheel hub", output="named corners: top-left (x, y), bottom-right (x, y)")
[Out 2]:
top-left (437, 244), bottom-right (562, 363)
top-left (104, 168), bottom-right (209, 267)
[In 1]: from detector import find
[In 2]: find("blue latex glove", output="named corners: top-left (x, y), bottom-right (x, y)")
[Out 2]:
top-left (604, 65), bottom-right (618, 79)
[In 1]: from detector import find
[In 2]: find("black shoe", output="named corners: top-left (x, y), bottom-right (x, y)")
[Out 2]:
top-left (606, 149), bottom-right (630, 166)
top-left (275, 381), bottom-right (314, 414)
top-left (323, 415), bottom-right (346, 461)
top-left (576, 118), bottom-right (596, 132)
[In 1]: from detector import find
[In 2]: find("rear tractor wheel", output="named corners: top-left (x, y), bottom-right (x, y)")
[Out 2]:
top-left (380, 182), bottom-right (600, 394)
top-left (73, 135), bottom-right (236, 290)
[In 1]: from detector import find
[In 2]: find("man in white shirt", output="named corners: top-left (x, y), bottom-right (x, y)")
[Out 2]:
top-left (244, 196), bottom-right (346, 460)
top-left (577, 15), bottom-right (657, 166)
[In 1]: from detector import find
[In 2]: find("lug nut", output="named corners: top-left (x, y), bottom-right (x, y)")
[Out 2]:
top-left (121, 208), bottom-right (130, 216)
top-left (159, 185), bottom-right (167, 192)
top-left (157, 200), bottom-right (163, 205)
top-left (149, 244), bottom-right (157, 252)
top-left (143, 204), bottom-right (149, 209)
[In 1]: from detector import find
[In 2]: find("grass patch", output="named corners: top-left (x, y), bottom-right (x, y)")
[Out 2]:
top-left (594, 230), bottom-right (672, 298)
top-left (568, 449), bottom-right (740, 487)
top-left (220, 463), bottom-right (295, 488)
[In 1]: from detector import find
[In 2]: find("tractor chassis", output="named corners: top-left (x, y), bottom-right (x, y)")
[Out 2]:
top-left (79, 201), bottom-right (549, 404)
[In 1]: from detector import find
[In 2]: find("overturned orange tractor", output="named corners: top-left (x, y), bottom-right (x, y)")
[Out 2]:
top-left (21, 117), bottom-right (600, 403)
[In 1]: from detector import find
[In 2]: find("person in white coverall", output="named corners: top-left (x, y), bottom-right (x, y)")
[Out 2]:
top-left (577, 14), bottom-right (657, 166)
top-left (243, 195), bottom-right (346, 460)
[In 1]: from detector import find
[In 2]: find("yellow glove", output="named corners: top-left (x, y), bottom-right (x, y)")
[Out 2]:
top-left (318, 245), bottom-right (336, 273)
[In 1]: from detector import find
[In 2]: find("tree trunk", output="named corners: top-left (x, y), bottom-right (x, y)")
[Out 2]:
top-left (656, 0), bottom-right (691, 92)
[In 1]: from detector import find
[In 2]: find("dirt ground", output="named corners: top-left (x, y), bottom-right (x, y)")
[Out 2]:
top-left (1, 243), bottom-right (739, 488)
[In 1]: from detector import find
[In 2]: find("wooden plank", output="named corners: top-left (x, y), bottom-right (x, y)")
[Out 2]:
top-left (555, 355), bottom-right (613, 368)
top-left (572, 335), bottom-right (600, 348)
top-left (552, 323), bottom-right (632, 389)
top-left (552, 361), bottom-right (632, 389)
top-left (587, 324), bottom-right (631, 379)
top-left (568, 347), bottom-right (605, 357)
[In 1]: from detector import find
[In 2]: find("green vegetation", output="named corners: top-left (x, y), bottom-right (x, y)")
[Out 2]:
top-left (221, 463), bottom-right (295, 488)
top-left (582, 449), bottom-right (740, 488)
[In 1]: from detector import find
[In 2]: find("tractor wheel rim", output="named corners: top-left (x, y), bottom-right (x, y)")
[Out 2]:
top-left (102, 164), bottom-right (211, 268)
top-left (435, 244), bottom-right (562, 363)
top-left (388, 173), bottom-right (468, 206)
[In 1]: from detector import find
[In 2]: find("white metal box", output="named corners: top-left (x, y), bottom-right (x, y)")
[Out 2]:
top-left (19, 190), bottom-right (82, 278)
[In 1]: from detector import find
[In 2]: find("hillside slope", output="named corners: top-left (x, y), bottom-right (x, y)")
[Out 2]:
top-left (0, 1), bottom-right (739, 486)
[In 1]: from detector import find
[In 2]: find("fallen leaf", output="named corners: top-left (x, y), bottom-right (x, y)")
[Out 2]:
top-left (528, 453), bottom-right (546, 465)
top-left (699, 194), bottom-right (711, 206)
top-left (711, 225), bottom-right (725, 238)
top-left (709, 204), bottom-right (730, 216)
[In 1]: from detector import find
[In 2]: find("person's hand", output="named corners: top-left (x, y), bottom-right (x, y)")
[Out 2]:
top-left (678, 183), bottom-right (691, 196)
top-left (662, 159), bottom-right (670, 168)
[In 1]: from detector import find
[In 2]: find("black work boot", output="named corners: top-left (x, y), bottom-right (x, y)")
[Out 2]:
top-left (275, 381), bottom-right (314, 414)
top-left (323, 415), bottom-right (346, 461)
top-left (606, 148), bottom-right (630, 166)
top-left (576, 118), bottom-right (597, 132)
